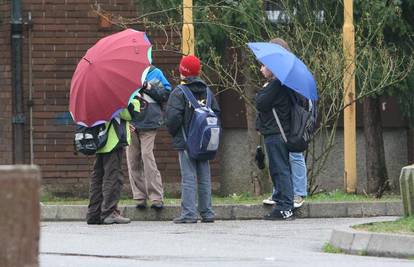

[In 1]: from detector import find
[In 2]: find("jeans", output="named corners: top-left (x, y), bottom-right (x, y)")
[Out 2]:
top-left (178, 151), bottom-right (215, 219)
top-left (290, 152), bottom-right (307, 197)
top-left (264, 134), bottom-right (293, 210)
top-left (271, 152), bottom-right (308, 200)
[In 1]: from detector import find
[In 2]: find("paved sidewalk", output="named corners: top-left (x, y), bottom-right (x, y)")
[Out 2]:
top-left (40, 217), bottom-right (413, 267)
top-left (41, 201), bottom-right (403, 221)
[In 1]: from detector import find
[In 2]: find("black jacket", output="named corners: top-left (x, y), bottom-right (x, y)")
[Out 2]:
top-left (255, 78), bottom-right (291, 136)
top-left (165, 77), bottom-right (220, 150)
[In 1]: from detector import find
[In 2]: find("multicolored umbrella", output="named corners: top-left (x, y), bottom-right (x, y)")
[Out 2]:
top-left (70, 29), bottom-right (152, 126)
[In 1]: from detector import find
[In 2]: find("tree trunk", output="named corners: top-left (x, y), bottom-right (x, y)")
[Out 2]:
top-left (363, 97), bottom-right (388, 195)
top-left (240, 50), bottom-right (272, 196)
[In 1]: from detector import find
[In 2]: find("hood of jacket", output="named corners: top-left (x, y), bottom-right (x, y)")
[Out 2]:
top-left (181, 76), bottom-right (208, 94)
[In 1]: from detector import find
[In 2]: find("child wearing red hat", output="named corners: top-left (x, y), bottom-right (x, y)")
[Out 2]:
top-left (178, 55), bottom-right (201, 77)
top-left (165, 55), bottom-right (221, 223)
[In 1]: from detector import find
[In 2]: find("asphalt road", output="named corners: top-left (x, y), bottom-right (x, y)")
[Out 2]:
top-left (40, 217), bottom-right (413, 267)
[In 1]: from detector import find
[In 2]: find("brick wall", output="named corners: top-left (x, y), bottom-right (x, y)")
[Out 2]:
top-left (0, 0), bottom-right (220, 197)
top-left (0, 2), bottom-right (12, 165)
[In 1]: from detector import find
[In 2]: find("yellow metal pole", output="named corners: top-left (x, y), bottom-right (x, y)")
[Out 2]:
top-left (343, 0), bottom-right (357, 193)
top-left (182, 0), bottom-right (195, 55)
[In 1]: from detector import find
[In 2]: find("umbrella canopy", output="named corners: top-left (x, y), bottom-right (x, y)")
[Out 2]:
top-left (70, 29), bottom-right (152, 126)
top-left (247, 42), bottom-right (318, 100)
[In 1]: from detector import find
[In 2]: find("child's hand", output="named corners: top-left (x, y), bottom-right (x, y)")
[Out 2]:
top-left (129, 124), bottom-right (136, 132)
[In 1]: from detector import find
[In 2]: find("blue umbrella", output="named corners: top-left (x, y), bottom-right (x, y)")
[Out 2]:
top-left (247, 42), bottom-right (318, 100)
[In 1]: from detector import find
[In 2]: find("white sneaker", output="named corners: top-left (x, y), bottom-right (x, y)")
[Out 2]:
top-left (293, 196), bottom-right (304, 208)
top-left (262, 196), bottom-right (275, 205)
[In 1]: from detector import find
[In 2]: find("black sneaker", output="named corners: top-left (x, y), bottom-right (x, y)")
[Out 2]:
top-left (86, 218), bottom-right (102, 225)
top-left (264, 209), bottom-right (294, 221)
top-left (201, 217), bottom-right (215, 223)
top-left (173, 217), bottom-right (197, 224)
top-left (135, 200), bottom-right (147, 210)
top-left (150, 201), bottom-right (164, 211)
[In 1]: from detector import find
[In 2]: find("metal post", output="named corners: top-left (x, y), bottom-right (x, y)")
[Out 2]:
top-left (343, 0), bottom-right (357, 193)
top-left (182, 0), bottom-right (194, 55)
top-left (27, 12), bottom-right (34, 165)
top-left (11, 0), bottom-right (25, 164)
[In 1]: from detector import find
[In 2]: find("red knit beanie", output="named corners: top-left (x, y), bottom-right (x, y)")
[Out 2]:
top-left (179, 55), bottom-right (201, 77)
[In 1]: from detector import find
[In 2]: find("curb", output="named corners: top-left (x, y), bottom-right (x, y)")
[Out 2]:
top-left (41, 201), bottom-right (402, 221)
top-left (329, 224), bottom-right (414, 258)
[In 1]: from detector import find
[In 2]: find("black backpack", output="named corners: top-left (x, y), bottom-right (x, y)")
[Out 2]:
top-left (74, 121), bottom-right (112, 155)
top-left (272, 90), bottom-right (317, 152)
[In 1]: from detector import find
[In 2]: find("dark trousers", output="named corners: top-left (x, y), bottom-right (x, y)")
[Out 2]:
top-left (86, 147), bottom-right (124, 223)
top-left (264, 134), bottom-right (293, 210)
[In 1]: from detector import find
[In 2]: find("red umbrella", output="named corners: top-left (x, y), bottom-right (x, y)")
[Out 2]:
top-left (69, 29), bottom-right (151, 126)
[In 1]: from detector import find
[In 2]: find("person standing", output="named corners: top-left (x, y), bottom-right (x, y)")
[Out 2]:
top-left (126, 66), bottom-right (171, 210)
top-left (86, 99), bottom-right (140, 225)
top-left (262, 38), bottom-right (308, 209)
top-left (165, 55), bottom-right (220, 223)
top-left (256, 60), bottom-right (294, 220)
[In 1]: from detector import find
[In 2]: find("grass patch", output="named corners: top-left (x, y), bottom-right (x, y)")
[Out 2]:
top-left (40, 192), bottom-right (265, 205)
top-left (308, 189), bottom-right (400, 202)
top-left (353, 216), bottom-right (414, 235)
top-left (40, 190), bottom-right (400, 205)
top-left (323, 243), bottom-right (343, 254)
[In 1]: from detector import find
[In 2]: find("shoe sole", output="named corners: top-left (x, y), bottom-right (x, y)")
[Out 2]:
top-left (151, 205), bottom-right (163, 210)
top-left (103, 220), bottom-right (131, 224)
top-left (263, 216), bottom-right (295, 221)
top-left (201, 219), bottom-right (215, 223)
top-left (294, 202), bottom-right (304, 208)
top-left (263, 201), bottom-right (276, 205)
top-left (173, 219), bottom-right (197, 224)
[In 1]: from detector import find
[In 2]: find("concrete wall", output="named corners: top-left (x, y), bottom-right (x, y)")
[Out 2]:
top-left (220, 128), bottom-right (408, 194)
top-left (219, 129), bottom-right (252, 195)
top-left (310, 129), bottom-right (407, 193)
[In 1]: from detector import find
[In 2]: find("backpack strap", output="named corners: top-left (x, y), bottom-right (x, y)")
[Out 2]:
top-left (178, 84), bottom-right (201, 109)
top-left (178, 84), bottom-right (213, 109)
top-left (205, 87), bottom-right (212, 108)
top-left (272, 108), bottom-right (288, 143)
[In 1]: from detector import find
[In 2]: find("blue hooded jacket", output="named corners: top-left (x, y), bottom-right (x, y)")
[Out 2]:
top-left (132, 66), bottom-right (172, 130)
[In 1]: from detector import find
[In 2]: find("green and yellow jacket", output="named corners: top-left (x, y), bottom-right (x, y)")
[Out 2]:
top-left (97, 99), bottom-right (140, 153)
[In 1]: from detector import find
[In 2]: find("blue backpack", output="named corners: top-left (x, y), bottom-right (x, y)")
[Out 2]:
top-left (179, 85), bottom-right (221, 161)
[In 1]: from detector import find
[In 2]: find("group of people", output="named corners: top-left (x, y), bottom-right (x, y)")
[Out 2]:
top-left (85, 55), bottom-right (219, 225)
top-left (85, 37), bottom-right (308, 225)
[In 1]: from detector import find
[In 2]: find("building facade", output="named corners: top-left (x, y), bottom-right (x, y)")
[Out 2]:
top-left (0, 1), bottom-right (411, 198)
